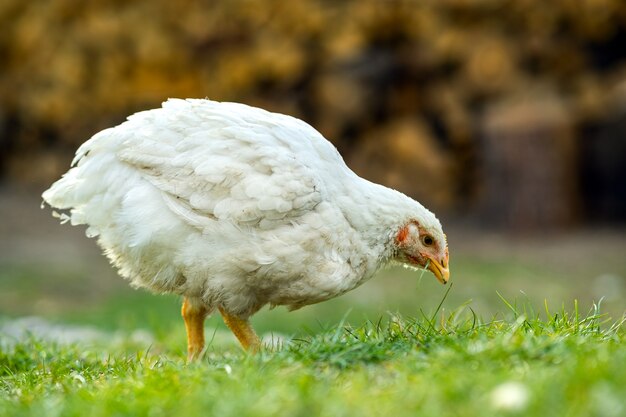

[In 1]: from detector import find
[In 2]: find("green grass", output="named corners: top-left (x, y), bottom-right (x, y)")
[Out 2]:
top-left (1, 301), bottom-right (624, 417)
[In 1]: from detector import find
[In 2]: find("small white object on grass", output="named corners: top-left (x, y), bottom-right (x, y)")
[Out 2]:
top-left (490, 381), bottom-right (530, 412)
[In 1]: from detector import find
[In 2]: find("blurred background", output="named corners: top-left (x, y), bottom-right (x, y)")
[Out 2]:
top-left (1, 0), bottom-right (625, 352)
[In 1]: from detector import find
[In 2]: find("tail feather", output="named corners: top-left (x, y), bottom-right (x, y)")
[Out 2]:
top-left (42, 128), bottom-right (127, 228)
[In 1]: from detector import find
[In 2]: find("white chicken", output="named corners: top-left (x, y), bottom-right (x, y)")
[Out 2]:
top-left (42, 99), bottom-right (449, 358)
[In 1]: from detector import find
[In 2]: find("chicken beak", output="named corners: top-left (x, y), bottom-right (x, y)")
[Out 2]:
top-left (427, 251), bottom-right (450, 285)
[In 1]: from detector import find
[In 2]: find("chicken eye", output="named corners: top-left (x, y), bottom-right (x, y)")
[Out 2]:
top-left (422, 235), bottom-right (434, 246)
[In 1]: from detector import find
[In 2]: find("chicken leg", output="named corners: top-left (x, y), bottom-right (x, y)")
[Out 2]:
top-left (218, 306), bottom-right (261, 352)
top-left (182, 297), bottom-right (209, 361)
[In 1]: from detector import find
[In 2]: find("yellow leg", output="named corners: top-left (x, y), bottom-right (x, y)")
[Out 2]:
top-left (218, 306), bottom-right (261, 352)
top-left (182, 297), bottom-right (208, 361)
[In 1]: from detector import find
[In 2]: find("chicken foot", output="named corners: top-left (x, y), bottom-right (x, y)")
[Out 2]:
top-left (182, 297), bottom-right (209, 361)
top-left (218, 306), bottom-right (261, 352)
